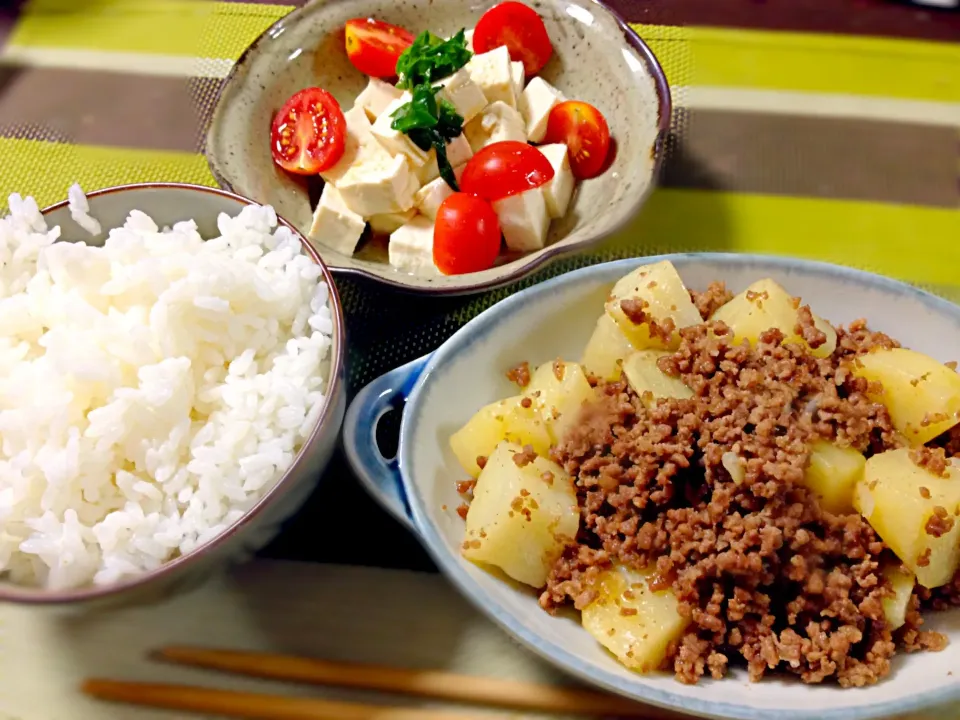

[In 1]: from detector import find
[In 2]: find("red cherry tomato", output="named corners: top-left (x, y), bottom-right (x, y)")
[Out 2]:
top-left (542, 100), bottom-right (611, 180)
top-left (344, 18), bottom-right (416, 78)
top-left (434, 193), bottom-right (502, 275)
top-left (473, 2), bottom-right (553, 75)
top-left (270, 88), bottom-right (347, 175)
top-left (459, 141), bottom-right (555, 202)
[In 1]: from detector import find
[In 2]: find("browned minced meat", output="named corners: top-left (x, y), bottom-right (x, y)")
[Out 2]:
top-left (513, 445), bottom-right (537, 468)
top-left (506, 361), bottom-right (531, 388)
top-left (690, 282), bottom-right (734, 320)
top-left (540, 315), bottom-right (960, 688)
top-left (910, 446), bottom-right (949, 477)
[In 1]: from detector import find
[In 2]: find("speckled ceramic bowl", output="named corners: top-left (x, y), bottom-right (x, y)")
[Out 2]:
top-left (0, 184), bottom-right (347, 611)
top-left (205, 0), bottom-right (670, 294)
top-left (344, 254), bottom-right (960, 720)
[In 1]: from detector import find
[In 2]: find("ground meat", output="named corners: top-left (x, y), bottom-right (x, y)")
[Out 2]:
top-left (910, 446), bottom-right (949, 477)
top-left (506, 361), bottom-right (531, 388)
top-left (540, 315), bottom-right (959, 687)
top-left (690, 282), bottom-right (733, 320)
top-left (512, 445), bottom-right (537, 468)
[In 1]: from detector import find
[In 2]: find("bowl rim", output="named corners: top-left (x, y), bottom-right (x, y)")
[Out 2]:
top-left (0, 181), bottom-right (347, 605)
top-left (399, 252), bottom-right (960, 720)
top-left (204, 0), bottom-right (673, 296)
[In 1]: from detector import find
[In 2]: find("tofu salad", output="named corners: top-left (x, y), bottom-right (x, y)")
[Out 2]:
top-left (269, 2), bottom-right (614, 277)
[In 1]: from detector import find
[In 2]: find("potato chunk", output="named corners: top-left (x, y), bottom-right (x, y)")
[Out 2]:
top-left (581, 314), bottom-right (635, 381)
top-left (622, 350), bottom-right (693, 408)
top-left (604, 261), bottom-right (701, 350)
top-left (710, 278), bottom-right (837, 358)
top-left (850, 347), bottom-right (960, 445)
top-left (881, 564), bottom-right (915, 631)
top-left (854, 448), bottom-right (960, 588)
top-left (450, 396), bottom-right (551, 477)
top-left (524, 361), bottom-right (595, 444)
top-left (581, 564), bottom-right (689, 673)
top-left (803, 441), bottom-right (866, 514)
top-left (462, 441), bottom-right (579, 587)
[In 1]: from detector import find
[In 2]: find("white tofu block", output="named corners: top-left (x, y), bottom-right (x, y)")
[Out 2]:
top-left (371, 95), bottom-right (431, 167)
top-left (463, 101), bottom-right (527, 152)
top-left (414, 164), bottom-right (466, 219)
top-left (465, 46), bottom-right (517, 107)
top-left (537, 143), bottom-right (575, 218)
top-left (464, 29), bottom-right (475, 52)
top-left (356, 77), bottom-right (404, 120)
top-left (388, 215), bottom-right (439, 274)
top-left (320, 104), bottom-right (377, 186)
top-left (493, 189), bottom-right (549, 252)
top-left (415, 133), bottom-right (474, 184)
top-left (308, 184), bottom-right (366, 255)
top-left (435, 69), bottom-right (488, 123)
top-left (520, 77), bottom-right (565, 143)
top-left (337, 153), bottom-right (420, 217)
top-left (511, 61), bottom-right (525, 100)
top-left (368, 208), bottom-right (416, 235)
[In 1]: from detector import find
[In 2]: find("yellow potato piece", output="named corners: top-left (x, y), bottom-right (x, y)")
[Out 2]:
top-left (450, 396), bottom-right (552, 477)
top-left (851, 347), bottom-right (960, 446)
top-left (581, 314), bottom-right (636, 381)
top-left (710, 278), bottom-right (837, 358)
top-left (621, 350), bottom-right (693, 408)
top-left (803, 441), bottom-right (866, 514)
top-left (881, 564), bottom-right (915, 631)
top-left (855, 448), bottom-right (960, 588)
top-left (462, 441), bottom-right (580, 588)
top-left (604, 261), bottom-right (701, 350)
top-left (581, 564), bottom-right (689, 673)
top-left (524, 361), bottom-right (595, 445)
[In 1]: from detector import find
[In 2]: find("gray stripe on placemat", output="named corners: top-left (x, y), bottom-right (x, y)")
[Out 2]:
top-left (0, 65), bottom-right (219, 152)
top-left (661, 108), bottom-right (960, 208)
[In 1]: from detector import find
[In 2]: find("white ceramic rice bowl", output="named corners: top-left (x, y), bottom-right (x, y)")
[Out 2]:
top-left (344, 254), bottom-right (960, 720)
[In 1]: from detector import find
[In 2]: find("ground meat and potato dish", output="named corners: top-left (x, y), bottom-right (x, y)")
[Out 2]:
top-left (449, 260), bottom-right (960, 687)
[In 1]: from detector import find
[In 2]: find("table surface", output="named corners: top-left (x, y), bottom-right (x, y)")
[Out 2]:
top-left (0, 0), bottom-right (956, 576)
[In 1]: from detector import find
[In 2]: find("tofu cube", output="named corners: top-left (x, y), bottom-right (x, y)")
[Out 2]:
top-left (368, 208), bottom-right (416, 236)
top-left (493, 188), bottom-right (549, 252)
top-left (320, 104), bottom-right (377, 186)
top-left (337, 153), bottom-right (420, 217)
top-left (465, 46), bottom-right (517, 107)
top-left (464, 28), bottom-right (475, 52)
top-left (537, 143), bottom-right (575, 218)
top-left (416, 134), bottom-right (474, 184)
top-left (435, 69), bottom-right (488, 124)
top-left (415, 165), bottom-right (466, 219)
top-left (355, 77), bottom-right (404, 120)
top-left (511, 61), bottom-right (525, 100)
top-left (464, 101), bottom-right (527, 152)
top-left (371, 95), bottom-right (431, 167)
top-left (308, 184), bottom-right (366, 255)
top-left (388, 215), bottom-right (438, 274)
top-left (520, 77), bottom-right (565, 142)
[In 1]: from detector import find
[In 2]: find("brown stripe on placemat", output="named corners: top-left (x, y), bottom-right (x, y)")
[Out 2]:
top-left (606, 0), bottom-right (960, 42)
top-left (0, 65), bottom-right (221, 152)
top-left (661, 108), bottom-right (960, 208)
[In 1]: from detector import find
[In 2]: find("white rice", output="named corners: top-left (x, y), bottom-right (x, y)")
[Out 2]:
top-left (0, 187), bottom-right (333, 590)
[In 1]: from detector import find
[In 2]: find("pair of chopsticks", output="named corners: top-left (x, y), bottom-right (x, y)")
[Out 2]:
top-left (82, 646), bottom-right (659, 719)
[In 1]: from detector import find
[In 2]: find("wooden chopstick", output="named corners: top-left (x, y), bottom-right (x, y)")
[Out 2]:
top-left (155, 645), bottom-right (655, 717)
top-left (82, 679), bottom-right (488, 720)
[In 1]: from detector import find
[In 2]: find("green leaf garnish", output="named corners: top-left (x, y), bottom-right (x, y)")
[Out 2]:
top-left (391, 85), bottom-right (465, 191)
top-left (395, 30), bottom-right (473, 90)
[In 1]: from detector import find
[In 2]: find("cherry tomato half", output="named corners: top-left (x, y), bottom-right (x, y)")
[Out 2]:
top-left (345, 18), bottom-right (416, 78)
top-left (473, 2), bottom-right (553, 76)
top-left (542, 100), bottom-right (611, 180)
top-left (270, 88), bottom-right (347, 175)
top-left (434, 193), bottom-right (502, 275)
top-left (460, 141), bottom-right (555, 202)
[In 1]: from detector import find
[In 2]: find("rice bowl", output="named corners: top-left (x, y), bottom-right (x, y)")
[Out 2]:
top-left (0, 184), bottom-right (344, 600)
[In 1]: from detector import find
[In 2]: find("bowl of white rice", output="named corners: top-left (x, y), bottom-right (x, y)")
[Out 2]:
top-left (0, 182), bottom-right (345, 606)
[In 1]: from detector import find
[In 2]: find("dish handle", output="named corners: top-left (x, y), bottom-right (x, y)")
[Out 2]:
top-left (343, 354), bottom-right (430, 535)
